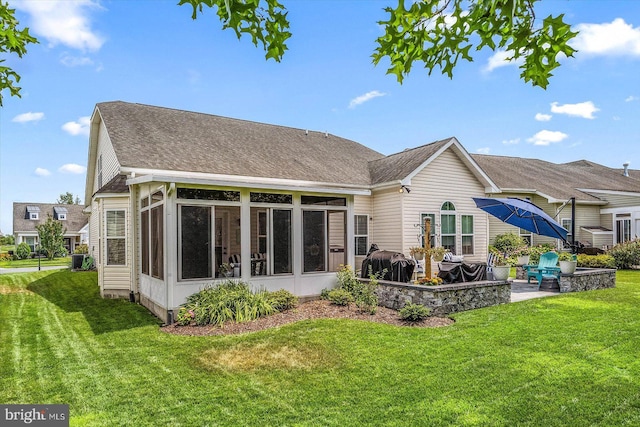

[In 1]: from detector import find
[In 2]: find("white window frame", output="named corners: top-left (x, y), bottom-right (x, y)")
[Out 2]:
top-left (461, 214), bottom-right (474, 255)
top-left (354, 214), bottom-right (369, 256)
top-left (105, 209), bottom-right (126, 266)
top-left (440, 202), bottom-right (457, 254)
top-left (30, 213), bottom-right (39, 220)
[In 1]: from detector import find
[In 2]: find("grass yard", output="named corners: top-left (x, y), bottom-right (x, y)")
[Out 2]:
top-left (0, 256), bottom-right (71, 268)
top-left (1, 270), bottom-right (640, 426)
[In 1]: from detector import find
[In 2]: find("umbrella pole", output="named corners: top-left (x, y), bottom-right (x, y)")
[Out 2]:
top-left (571, 197), bottom-right (576, 253)
top-left (425, 217), bottom-right (432, 279)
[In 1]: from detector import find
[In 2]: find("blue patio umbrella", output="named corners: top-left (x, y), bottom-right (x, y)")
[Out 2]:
top-left (472, 197), bottom-right (568, 241)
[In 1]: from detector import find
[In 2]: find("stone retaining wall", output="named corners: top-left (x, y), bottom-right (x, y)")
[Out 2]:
top-left (371, 279), bottom-right (511, 317)
top-left (558, 268), bottom-right (616, 293)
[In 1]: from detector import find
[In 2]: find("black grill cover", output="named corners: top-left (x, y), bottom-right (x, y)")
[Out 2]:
top-left (361, 244), bottom-right (415, 283)
top-left (437, 261), bottom-right (487, 283)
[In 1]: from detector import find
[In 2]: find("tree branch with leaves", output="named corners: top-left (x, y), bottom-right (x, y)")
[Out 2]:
top-left (0, 0), bottom-right (38, 106)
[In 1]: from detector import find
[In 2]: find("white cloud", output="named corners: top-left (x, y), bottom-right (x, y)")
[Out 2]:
top-left (535, 113), bottom-right (552, 122)
top-left (573, 18), bottom-right (640, 57)
top-left (60, 53), bottom-right (94, 67)
top-left (58, 164), bottom-right (87, 174)
top-left (62, 116), bottom-right (91, 136)
top-left (476, 147), bottom-right (490, 154)
top-left (502, 138), bottom-right (520, 145)
top-left (527, 130), bottom-right (568, 146)
top-left (12, 112), bottom-right (45, 123)
top-left (13, 0), bottom-right (105, 52)
top-left (550, 101), bottom-right (599, 119)
top-left (349, 90), bottom-right (386, 109)
top-left (625, 96), bottom-right (638, 102)
top-left (34, 168), bottom-right (51, 177)
top-left (484, 50), bottom-right (524, 72)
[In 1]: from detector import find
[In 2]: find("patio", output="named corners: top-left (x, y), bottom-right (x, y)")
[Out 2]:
top-left (510, 279), bottom-right (559, 303)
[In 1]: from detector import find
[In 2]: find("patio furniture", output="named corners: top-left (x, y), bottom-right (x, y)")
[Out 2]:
top-left (524, 251), bottom-right (560, 286)
top-left (486, 252), bottom-right (496, 279)
top-left (437, 261), bottom-right (487, 283)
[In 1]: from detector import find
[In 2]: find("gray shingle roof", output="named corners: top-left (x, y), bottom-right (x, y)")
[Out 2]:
top-left (369, 138), bottom-right (452, 185)
top-left (13, 203), bottom-right (88, 234)
top-left (96, 101), bottom-right (384, 187)
top-left (472, 155), bottom-right (640, 202)
top-left (96, 174), bottom-right (129, 195)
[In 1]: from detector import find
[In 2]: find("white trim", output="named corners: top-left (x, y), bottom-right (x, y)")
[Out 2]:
top-left (601, 206), bottom-right (640, 214)
top-left (124, 171), bottom-right (371, 196)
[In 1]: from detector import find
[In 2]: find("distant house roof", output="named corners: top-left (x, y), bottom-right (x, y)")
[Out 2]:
top-left (95, 101), bottom-right (385, 188)
top-left (472, 155), bottom-right (640, 203)
top-left (13, 203), bottom-right (88, 234)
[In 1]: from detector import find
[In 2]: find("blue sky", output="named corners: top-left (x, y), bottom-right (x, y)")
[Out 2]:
top-left (1, 0), bottom-right (639, 234)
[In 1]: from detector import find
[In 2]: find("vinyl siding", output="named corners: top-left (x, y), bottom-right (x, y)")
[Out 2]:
top-left (94, 120), bottom-right (121, 193)
top-left (371, 188), bottom-right (402, 252)
top-left (585, 192), bottom-right (640, 208)
top-left (402, 149), bottom-right (487, 263)
top-left (101, 197), bottom-right (132, 291)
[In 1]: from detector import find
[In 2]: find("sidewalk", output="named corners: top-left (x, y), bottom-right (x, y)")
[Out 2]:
top-left (0, 265), bottom-right (69, 275)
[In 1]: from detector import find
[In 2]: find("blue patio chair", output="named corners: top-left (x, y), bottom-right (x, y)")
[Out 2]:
top-left (524, 251), bottom-right (560, 287)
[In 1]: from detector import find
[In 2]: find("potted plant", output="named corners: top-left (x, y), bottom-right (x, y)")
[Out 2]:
top-left (514, 246), bottom-right (531, 266)
top-left (427, 246), bottom-right (448, 262)
top-left (558, 252), bottom-right (577, 274)
top-left (409, 246), bottom-right (426, 260)
top-left (491, 253), bottom-right (511, 281)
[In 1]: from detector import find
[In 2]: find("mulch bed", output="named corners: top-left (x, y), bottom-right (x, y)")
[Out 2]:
top-left (161, 299), bottom-right (454, 336)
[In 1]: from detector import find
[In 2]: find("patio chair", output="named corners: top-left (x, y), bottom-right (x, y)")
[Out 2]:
top-left (524, 251), bottom-right (560, 287)
top-left (486, 252), bottom-right (496, 280)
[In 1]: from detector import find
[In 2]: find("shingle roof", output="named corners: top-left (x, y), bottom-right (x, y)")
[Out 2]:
top-left (96, 174), bottom-right (129, 194)
top-left (13, 203), bottom-right (88, 234)
top-left (96, 101), bottom-right (384, 187)
top-left (472, 155), bottom-right (640, 202)
top-left (368, 138), bottom-right (452, 185)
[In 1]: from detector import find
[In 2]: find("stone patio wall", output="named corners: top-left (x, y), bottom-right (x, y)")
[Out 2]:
top-left (558, 268), bottom-right (616, 293)
top-left (371, 279), bottom-right (511, 317)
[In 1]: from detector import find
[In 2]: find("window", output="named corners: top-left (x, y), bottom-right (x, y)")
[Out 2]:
top-left (561, 218), bottom-right (572, 247)
top-left (25, 236), bottom-right (37, 252)
top-left (178, 205), bottom-right (240, 280)
top-left (177, 188), bottom-right (240, 202)
top-left (440, 202), bottom-right (456, 253)
top-left (616, 215), bottom-right (632, 244)
top-left (250, 192), bottom-right (292, 204)
top-left (54, 207), bottom-right (68, 221)
top-left (354, 215), bottom-right (369, 256)
top-left (519, 228), bottom-right (532, 245)
top-left (303, 210), bottom-right (346, 273)
top-left (26, 206), bottom-right (40, 220)
top-left (106, 210), bottom-right (126, 265)
top-left (141, 192), bottom-right (164, 279)
top-left (250, 208), bottom-right (293, 276)
top-left (301, 196), bottom-right (346, 206)
top-left (97, 154), bottom-right (103, 190)
top-left (461, 215), bottom-right (474, 255)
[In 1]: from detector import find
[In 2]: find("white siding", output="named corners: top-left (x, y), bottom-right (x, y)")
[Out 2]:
top-left (371, 188), bottom-right (402, 252)
top-left (402, 149), bottom-right (488, 263)
top-left (100, 197), bottom-right (132, 291)
top-left (587, 192), bottom-right (640, 208)
top-left (94, 120), bottom-right (120, 193)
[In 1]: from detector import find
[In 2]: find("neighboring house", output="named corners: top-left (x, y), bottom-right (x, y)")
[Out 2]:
top-left (12, 203), bottom-right (89, 253)
top-left (84, 101), bottom-right (640, 323)
top-left (472, 156), bottom-right (640, 249)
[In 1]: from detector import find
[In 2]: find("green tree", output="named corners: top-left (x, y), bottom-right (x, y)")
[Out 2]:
top-left (182, 0), bottom-right (577, 89)
top-left (57, 192), bottom-right (81, 205)
top-left (36, 215), bottom-right (66, 260)
top-left (0, 1), bottom-right (38, 106)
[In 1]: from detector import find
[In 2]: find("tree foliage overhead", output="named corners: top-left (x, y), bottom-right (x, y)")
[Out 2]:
top-left (179, 0), bottom-right (291, 62)
top-left (36, 215), bottom-right (66, 260)
top-left (183, 0), bottom-right (577, 89)
top-left (0, 0), bottom-right (38, 106)
top-left (372, 0), bottom-right (578, 89)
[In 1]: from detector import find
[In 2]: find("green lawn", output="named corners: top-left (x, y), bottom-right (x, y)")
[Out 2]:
top-left (1, 270), bottom-right (640, 426)
top-left (0, 256), bottom-right (71, 268)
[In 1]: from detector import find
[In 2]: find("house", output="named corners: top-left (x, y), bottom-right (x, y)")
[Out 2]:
top-left (84, 101), bottom-right (640, 323)
top-left (12, 203), bottom-right (88, 253)
top-left (472, 155), bottom-right (640, 249)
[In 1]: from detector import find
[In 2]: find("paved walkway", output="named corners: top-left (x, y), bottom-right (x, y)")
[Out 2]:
top-left (510, 279), bottom-right (560, 302)
top-left (0, 265), bottom-right (69, 275)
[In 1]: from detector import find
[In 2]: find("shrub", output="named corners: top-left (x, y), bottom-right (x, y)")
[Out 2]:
top-left (493, 232), bottom-right (526, 255)
top-left (528, 244), bottom-right (556, 264)
top-left (335, 265), bottom-right (380, 314)
top-left (16, 242), bottom-right (31, 260)
top-left (175, 307), bottom-right (196, 326)
top-left (81, 256), bottom-right (95, 271)
top-left (577, 254), bottom-right (616, 269)
top-left (327, 289), bottom-right (354, 306)
top-left (608, 239), bottom-right (640, 270)
top-left (320, 288), bottom-right (331, 300)
top-left (558, 252), bottom-right (577, 262)
top-left (182, 280), bottom-right (275, 326)
top-left (0, 253), bottom-right (12, 261)
top-left (399, 303), bottom-right (431, 322)
top-left (74, 244), bottom-right (89, 254)
top-left (268, 289), bottom-right (298, 311)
